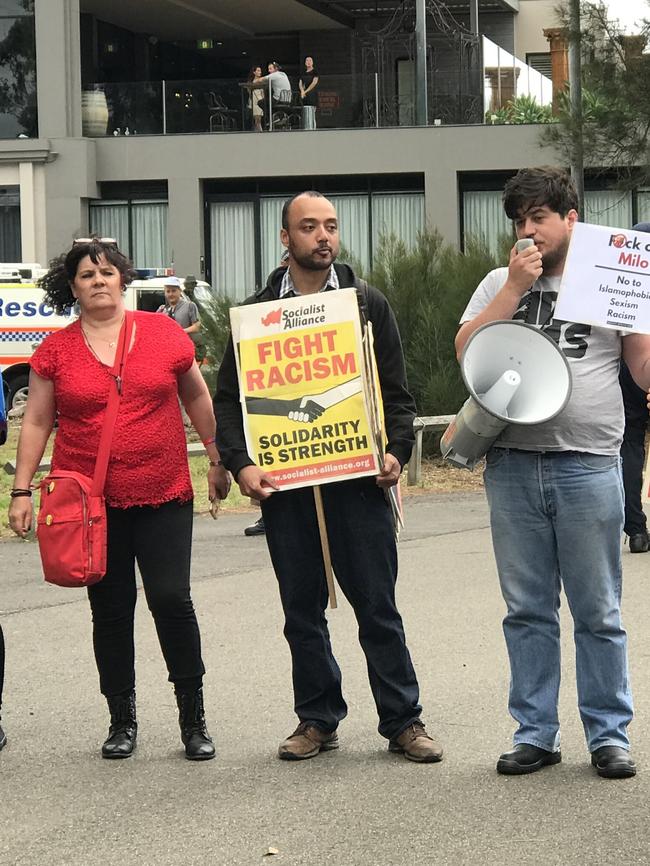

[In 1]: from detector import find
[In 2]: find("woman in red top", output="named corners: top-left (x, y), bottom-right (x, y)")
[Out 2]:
top-left (8, 238), bottom-right (230, 762)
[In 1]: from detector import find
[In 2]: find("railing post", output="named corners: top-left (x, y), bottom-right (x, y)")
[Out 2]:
top-left (162, 80), bottom-right (167, 134)
top-left (374, 72), bottom-right (380, 128)
top-left (268, 79), bottom-right (273, 131)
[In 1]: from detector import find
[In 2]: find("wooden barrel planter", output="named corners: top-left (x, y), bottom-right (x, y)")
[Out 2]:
top-left (81, 90), bottom-right (109, 137)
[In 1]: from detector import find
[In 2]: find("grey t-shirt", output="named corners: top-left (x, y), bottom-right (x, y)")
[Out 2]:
top-left (460, 268), bottom-right (625, 454)
top-left (157, 297), bottom-right (199, 330)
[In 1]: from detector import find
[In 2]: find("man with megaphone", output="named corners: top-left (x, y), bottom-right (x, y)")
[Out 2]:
top-left (455, 166), bottom-right (650, 780)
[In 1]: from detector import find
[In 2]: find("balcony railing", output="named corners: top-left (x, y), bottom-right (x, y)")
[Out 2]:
top-left (81, 53), bottom-right (552, 138)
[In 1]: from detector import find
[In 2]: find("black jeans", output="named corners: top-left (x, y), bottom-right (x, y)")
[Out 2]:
top-left (620, 361), bottom-right (649, 536)
top-left (261, 477), bottom-right (422, 740)
top-left (87, 500), bottom-right (205, 697)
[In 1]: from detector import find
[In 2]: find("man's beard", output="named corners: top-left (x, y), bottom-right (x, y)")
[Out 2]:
top-left (290, 246), bottom-right (338, 271)
top-left (541, 237), bottom-right (570, 274)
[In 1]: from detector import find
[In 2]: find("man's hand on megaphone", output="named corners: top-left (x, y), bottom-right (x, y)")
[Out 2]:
top-left (506, 242), bottom-right (543, 296)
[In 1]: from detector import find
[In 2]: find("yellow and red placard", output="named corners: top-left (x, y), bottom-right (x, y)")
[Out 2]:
top-left (230, 288), bottom-right (382, 490)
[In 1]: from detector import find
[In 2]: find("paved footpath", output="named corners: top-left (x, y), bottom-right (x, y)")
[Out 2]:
top-left (1, 491), bottom-right (650, 866)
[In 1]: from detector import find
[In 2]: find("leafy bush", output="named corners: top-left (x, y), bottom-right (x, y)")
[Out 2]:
top-left (199, 233), bottom-right (503, 434)
top-left (487, 94), bottom-right (555, 125)
top-left (364, 231), bottom-right (500, 417)
top-left (196, 292), bottom-right (234, 392)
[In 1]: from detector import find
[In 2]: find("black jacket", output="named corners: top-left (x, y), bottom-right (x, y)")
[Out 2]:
top-left (213, 262), bottom-right (416, 478)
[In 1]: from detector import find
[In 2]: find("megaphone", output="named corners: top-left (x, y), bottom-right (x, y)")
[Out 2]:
top-left (440, 320), bottom-right (572, 469)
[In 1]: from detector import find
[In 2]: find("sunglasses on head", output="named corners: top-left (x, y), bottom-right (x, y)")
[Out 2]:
top-left (73, 237), bottom-right (117, 245)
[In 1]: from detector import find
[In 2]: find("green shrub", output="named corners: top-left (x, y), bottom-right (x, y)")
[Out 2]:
top-left (362, 231), bottom-right (500, 417)
top-left (486, 94), bottom-right (556, 125)
top-left (196, 292), bottom-right (235, 392)
top-left (200, 234), bottom-right (504, 440)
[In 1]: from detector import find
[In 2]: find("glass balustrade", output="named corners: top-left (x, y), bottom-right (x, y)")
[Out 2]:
top-left (81, 54), bottom-right (553, 138)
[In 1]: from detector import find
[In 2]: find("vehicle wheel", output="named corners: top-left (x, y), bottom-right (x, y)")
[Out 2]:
top-left (7, 373), bottom-right (29, 411)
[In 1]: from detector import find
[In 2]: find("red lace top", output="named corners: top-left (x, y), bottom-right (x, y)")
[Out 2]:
top-left (30, 311), bottom-right (195, 508)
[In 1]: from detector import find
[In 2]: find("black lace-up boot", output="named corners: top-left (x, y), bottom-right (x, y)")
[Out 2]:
top-left (102, 691), bottom-right (137, 759)
top-left (175, 688), bottom-right (215, 761)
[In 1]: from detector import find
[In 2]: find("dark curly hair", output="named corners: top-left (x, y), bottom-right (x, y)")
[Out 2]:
top-left (503, 166), bottom-right (579, 221)
top-left (38, 239), bottom-right (135, 315)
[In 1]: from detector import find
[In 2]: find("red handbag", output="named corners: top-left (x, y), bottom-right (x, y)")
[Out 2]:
top-left (36, 312), bottom-right (133, 587)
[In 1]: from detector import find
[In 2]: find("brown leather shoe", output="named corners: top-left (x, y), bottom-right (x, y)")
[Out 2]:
top-left (278, 722), bottom-right (339, 761)
top-left (388, 721), bottom-right (443, 763)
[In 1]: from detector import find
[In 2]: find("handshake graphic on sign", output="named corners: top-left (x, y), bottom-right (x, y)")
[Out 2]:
top-left (246, 377), bottom-right (363, 422)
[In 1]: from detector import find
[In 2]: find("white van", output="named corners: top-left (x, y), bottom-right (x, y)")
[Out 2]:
top-left (0, 267), bottom-right (213, 409)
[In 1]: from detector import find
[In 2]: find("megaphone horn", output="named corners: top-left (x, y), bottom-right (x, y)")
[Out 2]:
top-left (440, 320), bottom-right (572, 469)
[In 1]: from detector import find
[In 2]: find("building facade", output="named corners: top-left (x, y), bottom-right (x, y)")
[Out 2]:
top-left (0, 0), bottom-right (647, 299)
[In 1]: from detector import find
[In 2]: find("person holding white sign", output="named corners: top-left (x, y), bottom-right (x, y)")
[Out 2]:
top-left (456, 166), bottom-right (650, 780)
top-left (214, 191), bottom-right (443, 764)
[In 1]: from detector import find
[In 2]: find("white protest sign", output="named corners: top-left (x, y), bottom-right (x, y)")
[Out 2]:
top-left (555, 222), bottom-right (650, 332)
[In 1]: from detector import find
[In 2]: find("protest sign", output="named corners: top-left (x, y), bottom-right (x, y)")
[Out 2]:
top-left (230, 288), bottom-right (382, 491)
top-left (555, 221), bottom-right (650, 333)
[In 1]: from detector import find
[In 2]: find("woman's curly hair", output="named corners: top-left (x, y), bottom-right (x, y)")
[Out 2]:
top-left (38, 239), bottom-right (136, 315)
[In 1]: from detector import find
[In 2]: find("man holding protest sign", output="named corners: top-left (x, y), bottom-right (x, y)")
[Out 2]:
top-left (456, 166), bottom-right (650, 779)
top-left (214, 191), bottom-right (442, 763)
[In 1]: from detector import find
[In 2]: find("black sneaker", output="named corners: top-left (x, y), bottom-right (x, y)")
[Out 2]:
top-left (244, 516), bottom-right (265, 536)
top-left (0, 724), bottom-right (6, 751)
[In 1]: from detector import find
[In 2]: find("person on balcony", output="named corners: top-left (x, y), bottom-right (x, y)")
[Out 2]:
top-left (244, 61), bottom-right (291, 129)
top-left (247, 65), bottom-right (264, 132)
top-left (299, 57), bottom-right (319, 111)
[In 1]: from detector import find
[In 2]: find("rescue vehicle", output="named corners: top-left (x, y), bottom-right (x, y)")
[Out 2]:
top-left (0, 266), bottom-right (213, 410)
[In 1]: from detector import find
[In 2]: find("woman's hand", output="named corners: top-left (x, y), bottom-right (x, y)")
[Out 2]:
top-left (208, 464), bottom-right (232, 503)
top-left (9, 496), bottom-right (33, 537)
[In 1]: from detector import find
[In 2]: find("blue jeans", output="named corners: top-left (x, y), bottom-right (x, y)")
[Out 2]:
top-left (261, 477), bottom-right (422, 740)
top-left (484, 449), bottom-right (632, 753)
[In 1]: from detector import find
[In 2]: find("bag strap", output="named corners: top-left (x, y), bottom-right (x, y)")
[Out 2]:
top-left (91, 311), bottom-right (134, 497)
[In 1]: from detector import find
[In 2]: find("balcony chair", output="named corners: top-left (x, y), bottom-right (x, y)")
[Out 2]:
top-left (208, 91), bottom-right (237, 132)
top-left (270, 90), bottom-right (301, 131)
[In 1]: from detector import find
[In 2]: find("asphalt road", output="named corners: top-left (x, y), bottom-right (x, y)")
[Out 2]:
top-left (1, 491), bottom-right (649, 866)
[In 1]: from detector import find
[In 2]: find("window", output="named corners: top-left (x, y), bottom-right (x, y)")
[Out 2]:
top-left (209, 201), bottom-right (256, 301)
top-left (371, 193), bottom-right (425, 258)
top-left (584, 190), bottom-right (632, 228)
top-left (637, 190), bottom-right (650, 224)
top-left (525, 53), bottom-right (552, 79)
top-left (0, 0), bottom-right (37, 139)
top-left (0, 186), bottom-right (20, 260)
top-left (463, 190), bottom-right (511, 255)
top-left (89, 199), bottom-right (170, 267)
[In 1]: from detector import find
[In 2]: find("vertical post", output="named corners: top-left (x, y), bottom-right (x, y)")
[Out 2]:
top-left (415, 0), bottom-right (428, 126)
top-left (374, 71), bottom-right (380, 128)
top-left (469, 0), bottom-right (479, 36)
top-left (268, 78), bottom-right (273, 131)
top-left (313, 487), bottom-right (337, 609)
top-left (497, 47), bottom-right (502, 108)
top-left (568, 0), bottom-right (585, 215)
top-left (162, 79), bottom-right (167, 134)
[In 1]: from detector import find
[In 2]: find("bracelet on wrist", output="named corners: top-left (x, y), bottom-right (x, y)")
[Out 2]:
top-left (208, 459), bottom-right (224, 468)
top-left (10, 488), bottom-right (32, 498)
top-left (202, 436), bottom-right (216, 447)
